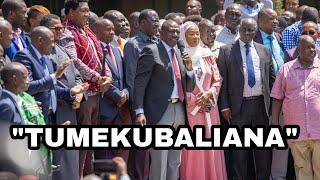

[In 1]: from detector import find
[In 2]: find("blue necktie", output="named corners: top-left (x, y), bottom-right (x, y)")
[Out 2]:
top-left (40, 57), bottom-right (57, 113)
top-left (244, 43), bottom-right (255, 88)
top-left (267, 35), bottom-right (284, 74)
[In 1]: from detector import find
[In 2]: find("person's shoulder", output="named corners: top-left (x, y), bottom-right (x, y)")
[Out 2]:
top-left (0, 91), bottom-right (15, 107)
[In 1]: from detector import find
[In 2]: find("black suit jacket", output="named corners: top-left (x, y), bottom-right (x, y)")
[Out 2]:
top-left (133, 42), bottom-right (195, 125)
top-left (217, 40), bottom-right (275, 117)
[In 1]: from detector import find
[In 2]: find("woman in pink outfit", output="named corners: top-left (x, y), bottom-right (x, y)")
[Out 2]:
top-left (179, 21), bottom-right (227, 180)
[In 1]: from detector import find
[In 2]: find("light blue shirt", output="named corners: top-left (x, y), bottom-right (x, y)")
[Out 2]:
top-left (241, 2), bottom-right (264, 20)
top-left (260, 30), bottom-right (284, 74)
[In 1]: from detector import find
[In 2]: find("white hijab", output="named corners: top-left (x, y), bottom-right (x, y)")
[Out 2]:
top-left (179, 21), bottom-right (212, 68)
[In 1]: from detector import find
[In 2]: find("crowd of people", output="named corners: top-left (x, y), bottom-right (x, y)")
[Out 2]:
top-left (0, 0), bottom-right (319, 180)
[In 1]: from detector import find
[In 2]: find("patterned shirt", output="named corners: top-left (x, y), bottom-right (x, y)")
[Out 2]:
top-left (215, 26), bottom-right (239, 45)
top-left (271, 58), bottom-right (320, 141)
top-left (282, 21), bottom-right (320, 50)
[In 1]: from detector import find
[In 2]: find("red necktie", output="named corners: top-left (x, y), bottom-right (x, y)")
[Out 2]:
top-left (106, 44), bottom-right (118, 71)
top-left (171, 49), bottom-right (184, 102)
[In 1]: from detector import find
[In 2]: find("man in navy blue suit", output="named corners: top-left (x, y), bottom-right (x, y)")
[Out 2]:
top-left (92, 18), bottom-right (130, 160)
top-left (13, 26), bottom-right (86, 124)
top-left (1, 0), bottom-right (28, 60)
top-left (0, 63), bottom-right (27, 125)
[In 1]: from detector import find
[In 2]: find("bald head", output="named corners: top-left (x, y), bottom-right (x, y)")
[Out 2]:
top-left (302, 21), bottom-right (319, 41)
top-left (0, 19), bottom-right (13, 48)
top-left (298, 35), bottom-right (316, 63)
top-left (92, 18), bottom-right (115, 43)
top-left (186, 0), bottom-right (202, 16)
top-left (296, 5), bottom-right (308, 21)
top-left (103, 10), bottom-right (126, 35)
top-left (1, 62), bottom-right (29, 94)
top-left (30, 26), bottom-right (54, 55)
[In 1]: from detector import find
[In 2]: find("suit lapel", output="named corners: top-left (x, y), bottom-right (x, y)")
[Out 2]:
top-left (254, 42), bottom-right (266, 83)
top-left (234, 40), bottom-right (244, 75)
top-left (158, 42), bottom-right (173, 81)
top-left (27, 46), bottom-right (46, 76)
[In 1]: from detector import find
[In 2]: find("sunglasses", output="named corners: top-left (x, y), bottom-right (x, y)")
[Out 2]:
top-left (302, 31), bottom-right (316, 36)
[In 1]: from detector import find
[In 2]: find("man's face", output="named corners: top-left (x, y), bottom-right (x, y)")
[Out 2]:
top-left (71, 2), bottom-right (90, 28)
top-left (40, 32), bottom-right (54, 55)
top-left (122, 19), bottom-right (130, 38)
top-left (186, 1), bottom-right (201, 16)
top-left (239, 22), bottom-right (257, 43)
top-left (200, 25), bottom-right (216, 47)
top-left (12, 3), bottom-right (27, 28)
top-left (225, 7), bottom-right (242, 30)
top-left (103, 22), bottom-right (115, 43)
top-left (302, 24), bottom-right (319, 42)
top-left (160, 22), bottom-right (180, 47)
top-left (0, 24), bottom-right (14, 48)
top-left (143, 11), bottom-right (160, 37)
top-left (113, 13), bottom-right (126, 36)
top-left (285, 0), bottom-right (299, 12)
top-left (259, 10), bottom-right (278, 33)
top-left (299, 39), bottom-right (316, 62)
top-left (17, 66), bottom-right (30, 92)
top-left (48, 18), bottom-right (65, 42)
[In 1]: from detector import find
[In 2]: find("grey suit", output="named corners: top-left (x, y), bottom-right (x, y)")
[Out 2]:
top-left (217, 40), bottom-right (275, 180)
top-left (133, 42), bottom-right (195, 180)
top-left (48, 44), bottom-right (82, 180)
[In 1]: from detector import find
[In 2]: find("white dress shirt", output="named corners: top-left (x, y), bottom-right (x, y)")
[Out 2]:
top-left (215, 26), bottom-right (240, 45)
top-left (239, 40), bottom-right (262, 97)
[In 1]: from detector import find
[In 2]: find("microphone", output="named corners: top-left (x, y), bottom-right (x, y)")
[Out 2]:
top-left (177, 40), bottom-right (186, 54)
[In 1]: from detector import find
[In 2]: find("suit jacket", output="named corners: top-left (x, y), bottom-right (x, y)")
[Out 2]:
top-left (217, 40), bottom-right (275, 117)
top-left (100, 43), bottom-right (127, 122)
top-left (0, 89), bottom-right (24, 125)
top-left (47, 44), bottom-right (83, 124)
top-left (5, 33), bottom-right (28, 60)
top-left (133, 42), bottom-right (195, 125)
top-left (12, 45), bottom-right (73, 124)
top-left (254, 31), bottom-right (283, 48)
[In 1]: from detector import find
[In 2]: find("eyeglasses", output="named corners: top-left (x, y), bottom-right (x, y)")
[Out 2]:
top-left (302, 31), bottom-right (316, 36)
top-left (49, 26), bottom-right (65, 32)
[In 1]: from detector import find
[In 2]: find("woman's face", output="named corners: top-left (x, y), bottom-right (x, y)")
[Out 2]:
top-left (185, 26), bottom-right (200, 47)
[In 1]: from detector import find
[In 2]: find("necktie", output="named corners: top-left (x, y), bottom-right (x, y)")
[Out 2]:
top-left (40, 57), bottom-right (57, 113)
top-left (171, 49), bottom-right (184, 102)
top-left (117, 37), bottom-right (125, 53)
top-left (267, 35), bottom-right (284, 73)
top-left (244, 43), bottom-right (255, 88)
top-left (106, 44), bottom-right (118, 71)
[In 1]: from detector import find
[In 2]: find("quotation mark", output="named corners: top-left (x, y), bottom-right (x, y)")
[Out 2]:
top-left (284, 126), bottom-right (299, 139)
top-left (11, 127), bottom-right (25, 139)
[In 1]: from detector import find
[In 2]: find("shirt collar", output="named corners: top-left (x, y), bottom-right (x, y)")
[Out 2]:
top-left (259, 29), bottom-right (274, 38)
top-left (5, 89), bottom-right (21, 106)
top-left (239, 39), bottom-right (254, 48)
top-left (30, 44), bottom-right (43, 60)
top-left (244, 2), bottom-right (261, 10)
top-left (161, 40), bottom-right (175, 53)
top-left (293, 57), bottom-right (320, 69)
top-left (224, 26), bottom-right (239, 35)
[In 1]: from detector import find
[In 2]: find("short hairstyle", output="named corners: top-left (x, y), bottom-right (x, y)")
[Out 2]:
top-left (165, 12), bottom-right (178, 20)
top-left (103, 10), bottom-right (122, 22)
top-left (0, 62), bottom-right (24, 85)
top-left (301, 7), bottom-right (319, 23)
top-left (198, 18), bottom-right (214, 30)
top-left (40, 14), bottom-right (60, 28)
top-left (64, 0), bottom-right (89, 15)
top-left (1, 0), bottom-right (25, 19)
top-left (139, 9), bottom-right (156, 23)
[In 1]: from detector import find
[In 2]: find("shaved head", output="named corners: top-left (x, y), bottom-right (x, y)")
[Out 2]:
top-left (92, 18), bottom-right (115, 43)
top-left (30, 26), bottom-right (54, 55)
top-left (1, 62), bottom-right (29, 94)
top-left (0, 19), bottom-right (13, 48)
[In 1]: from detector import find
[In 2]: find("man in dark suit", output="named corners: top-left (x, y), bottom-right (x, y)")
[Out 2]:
top-left (13, 26), bottom-right (85, 124)
top-left (1, 0), bottom-right (28, 60)
top-left (217, 18), bottom-right (275, 180)
top-left (40, 14), bottom-right (85, 180)
top-left (123, 9), bottom-right (159, 179)
top-left (133, 20), bottom-right (195, 180)
top-left (0, 19), bottom-right (14, 68)
top-left (91, 18), bottom-right (130, 161)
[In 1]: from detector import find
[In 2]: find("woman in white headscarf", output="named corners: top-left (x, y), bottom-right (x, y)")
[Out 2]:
top-left (179, 21), bottom-right (227, 180)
